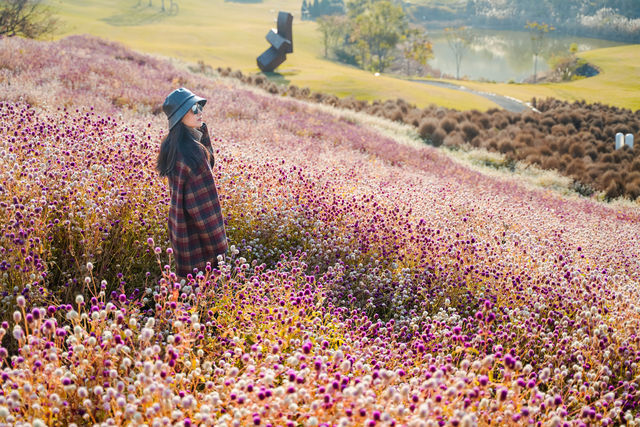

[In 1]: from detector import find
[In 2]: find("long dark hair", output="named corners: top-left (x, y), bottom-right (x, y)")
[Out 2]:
top-left (157, 122), bottom-right (209, 177)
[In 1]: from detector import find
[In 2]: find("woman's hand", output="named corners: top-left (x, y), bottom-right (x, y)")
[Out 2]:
top-left (200, 122), bottom-right (212, 148)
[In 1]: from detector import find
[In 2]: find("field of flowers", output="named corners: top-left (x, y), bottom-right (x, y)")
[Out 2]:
top-left (1, 35), bottom-right (640, 426)
top-left (226, 70), bottom-right (640, 201)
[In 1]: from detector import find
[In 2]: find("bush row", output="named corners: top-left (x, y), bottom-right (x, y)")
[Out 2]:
top-left (218, 67), bottom-right (640, 201)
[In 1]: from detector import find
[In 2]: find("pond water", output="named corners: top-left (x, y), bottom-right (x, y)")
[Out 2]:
top-left (426, 29), bottom-right (628, 82)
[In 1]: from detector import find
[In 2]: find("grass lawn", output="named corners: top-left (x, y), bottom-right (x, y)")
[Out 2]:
top-left (46, 0), bottom-right (639, 111)
top-left (424, 44), bottom-right (640, 111)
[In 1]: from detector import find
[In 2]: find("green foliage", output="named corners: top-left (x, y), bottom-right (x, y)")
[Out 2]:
top-left (316, 15), bottom-right (348, 58)
top-left (400, 28), bottom-right (434, 76)
top-left (350, 0), bottom-right (407, 72)
top-left (317, 0), bottom-right (410, 72)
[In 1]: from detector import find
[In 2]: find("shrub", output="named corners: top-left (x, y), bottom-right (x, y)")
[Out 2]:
top-left (551, 124), bottom-right (568, 137)
top-left (430, 128), bottom-right (446, 146)
top-left (418, 118), bottom-right (439, 139)
top-left (540, 116), bottom-right (556, 128)
top-left (498, 138), bottom-right (515, 154)
top-left (557, 112), bottom-right (572, 125)
top-left (387, 108), bottom-right (404, 122)
top-left (542, 156), bottom-right (561, 170)
top-left (566, 158), bottom-right (585, 176)
top-left (585, 148), bottom-right (598, 161)
top-left (443, 132), bottom-right (465, 148)
top-left (439, 117), bottom-right (457, 133)
top-left (625, 178), bottom-right (640, 200)
top-left (525, 153), bottom-right (542, 165)
top-left (605, 181), bottom-right (623, 199)
top-left (460, 121), bottom-right (479, 141)
top-left (266, 83), bottom-right (279, 94)
top-left (515, 132), bottom-right (534, 147)
top-left (494, 114), bottom-right (509, 130)
top-left (599, 170), bottom-right (622, 188)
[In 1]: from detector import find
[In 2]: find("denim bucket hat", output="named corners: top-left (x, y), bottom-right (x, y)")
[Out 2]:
top-left (162, 87), bottom-right (207, 130)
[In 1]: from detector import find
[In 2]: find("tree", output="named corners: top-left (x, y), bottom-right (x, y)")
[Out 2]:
top-left (444, 26), bottom-right (473, 80)
top-left (0, 0), bottom-right (58, 38)
top-left (350, 0), bottom-right (407, 72)
top-left (400, 28), bottom-right (433, 76)
top-left (345, 0), bottom-right (370, 19)
top-left (316, 15), bottom-right (347, 58)
top-left (525, 21), bottom-right (554, 83)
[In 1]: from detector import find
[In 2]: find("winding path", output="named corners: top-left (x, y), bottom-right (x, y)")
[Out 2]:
top-left (411, 79), bottom-right (532, 113)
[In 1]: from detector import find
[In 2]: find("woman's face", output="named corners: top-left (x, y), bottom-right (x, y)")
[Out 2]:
top-left (181, 103), bottom-right (203, 128)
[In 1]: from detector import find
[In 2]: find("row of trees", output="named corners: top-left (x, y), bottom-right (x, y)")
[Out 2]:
top-left (315, 0), bottom-right (434, 73)
top-left (467, 0), bottom-right (639, 25)
top-left (464, 0), bottom-right (639, 41)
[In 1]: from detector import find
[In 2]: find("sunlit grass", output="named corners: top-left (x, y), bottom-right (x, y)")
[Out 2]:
top-left (443, 44), bottom-right (640, 111)
top-left (46, 0), bottom-right (640, 111)
top-left (46, 0), bottom-right (497, 110)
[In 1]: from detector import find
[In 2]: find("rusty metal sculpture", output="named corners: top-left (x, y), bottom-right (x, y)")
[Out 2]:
top-left (257, 12), bottom-right (293, 72)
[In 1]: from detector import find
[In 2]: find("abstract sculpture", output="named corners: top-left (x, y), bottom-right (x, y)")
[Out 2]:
top-left (257, 12), bottom-right (293, 72)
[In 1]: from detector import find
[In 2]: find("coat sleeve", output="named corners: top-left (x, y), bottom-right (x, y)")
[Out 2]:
top-left (183, 160), bottom-right (228, 256)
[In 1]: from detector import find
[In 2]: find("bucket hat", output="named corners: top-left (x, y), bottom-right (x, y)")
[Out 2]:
top-left (162, 87), bottom-right (207, 130)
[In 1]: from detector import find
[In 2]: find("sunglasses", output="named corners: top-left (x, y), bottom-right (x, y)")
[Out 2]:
top-left (191, 103), bottom-right (203, 114)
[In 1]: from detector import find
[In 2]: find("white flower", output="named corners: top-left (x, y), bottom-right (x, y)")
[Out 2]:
top-left (140, 328), bottom-right (154, 342)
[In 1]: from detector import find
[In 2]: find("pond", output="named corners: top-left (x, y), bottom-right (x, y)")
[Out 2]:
top-left (426, 28), bottom-right (628, 82)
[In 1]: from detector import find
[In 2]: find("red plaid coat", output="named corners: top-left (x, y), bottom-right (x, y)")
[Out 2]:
top-left (167, 134), bottom-right (227, 277)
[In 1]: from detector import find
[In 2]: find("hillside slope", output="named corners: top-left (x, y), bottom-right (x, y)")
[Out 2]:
top-left (1, 35), bottom-right (639, 425)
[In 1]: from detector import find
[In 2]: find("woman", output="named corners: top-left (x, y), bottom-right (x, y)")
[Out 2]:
top-left (157, 87), bottom-right (228, 278)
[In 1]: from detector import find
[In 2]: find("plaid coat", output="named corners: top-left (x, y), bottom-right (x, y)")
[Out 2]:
top-left (167, 131), bottom-right (227, 277)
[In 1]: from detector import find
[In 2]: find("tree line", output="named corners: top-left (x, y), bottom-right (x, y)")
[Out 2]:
top-left (437, 0), bottom-right (639, 42)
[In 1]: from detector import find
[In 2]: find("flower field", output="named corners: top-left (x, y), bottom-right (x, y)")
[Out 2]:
top-left (1, 35), bottom-right (640, 426)
top-left (227, 70), bottom-right (640, 201)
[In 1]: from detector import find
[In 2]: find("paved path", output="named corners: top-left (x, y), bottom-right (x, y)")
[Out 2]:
top-left (411, 79), bottom-right (532, 113)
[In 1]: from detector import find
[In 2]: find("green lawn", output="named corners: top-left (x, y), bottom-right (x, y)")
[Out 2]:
top-left (46, 0), bottom-right (639, 111)
top-left (442, 44), bottom-right (640, 111)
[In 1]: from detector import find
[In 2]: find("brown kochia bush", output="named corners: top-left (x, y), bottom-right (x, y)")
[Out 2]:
top-left (430, 128), bottom-right (446, 147)
top-left (460, 121), bottom-right (480, 141)
top-left (222, 69), bottom-right (640, 200)
top-left (418, 118), bottom-right (439, 139)
top-left (444, 132), bottom-right (465, 148)
top-left (440, 117), bottom-right (457, 133)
